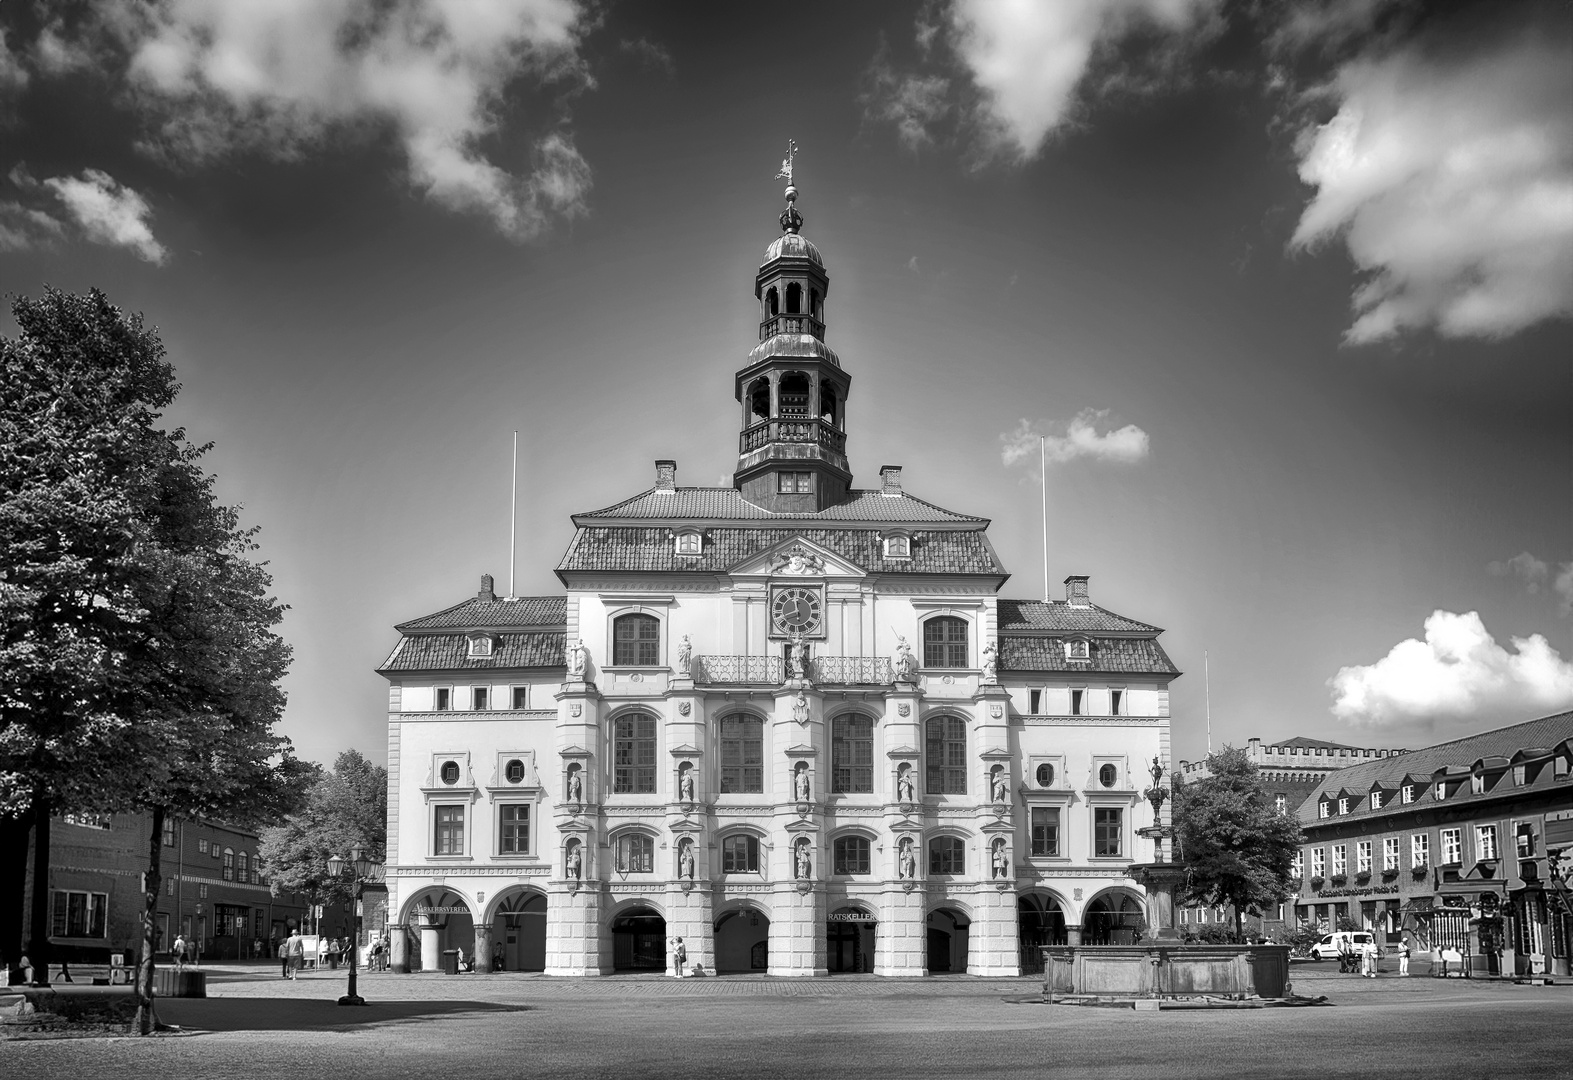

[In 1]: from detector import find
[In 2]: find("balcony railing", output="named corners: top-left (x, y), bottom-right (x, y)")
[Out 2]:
top-left (739, 418), bottom-right (847, 456)
top-left (759, 314), bottom-right (825, 341)
top-left (693, 655), bottom-right (783, 685)
top-left (810, 656), bottom-right (893, 685)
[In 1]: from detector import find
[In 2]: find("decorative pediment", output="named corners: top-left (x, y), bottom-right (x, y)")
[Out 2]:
top-left (669, 744), bottom-right (703, 756)
top-left (730, 536), bottom-right (865, 579)
top-left (669, 816), bottom-right (705, 833)
top-left (559, 745), bottom-right (592, 759)
top-left (980, 746), bottom-right (1012, 760)
top-left (785, 743), bottom-right (818, 756)
top-left (886, 745), bottom-right (919, 758)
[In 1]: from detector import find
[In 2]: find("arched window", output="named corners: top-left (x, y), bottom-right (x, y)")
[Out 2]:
top-left (810, 288), bottom-right (821, 319)
top-left (832, 714), bottom-right (873, 793)
top-left (721, 834), bottom-right (759, 873)
top-left (778, 372), bottom-right (809, 416)
top-left (833, 835), bottom-right (870, 875)
top-left (236, 851), bottom-right (249, 884)
top-left (820, 383), bottom-right (838, 426)
top-left (786, 281), bottom-right (802, 314)
top-left (766, 286), bottom-right (779, 316)
top-left (719, 716), bottom-right (764, 793)
top-left (222, 848), bottom-right (235, 881)
top-left (929, 836), bottom-right (965, 874)
top-left (749, 377), bottom-right (770, 420)
top-left (612, 613), bottom-right (660, 666)
top-left (923, 616), bottom-right (969, 668)
top-left (614, 713), bottom-right (657, 793)
top-left (614, 833), bottom-right (654, 873)
top-left (925, 716), bottom-right (967, 794)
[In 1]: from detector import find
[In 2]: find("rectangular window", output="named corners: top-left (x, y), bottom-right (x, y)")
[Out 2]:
top-left (435, 687), bottom-right (451, 711)
top-left (162, 817), bottom-right (176, 847)
top-left (1318, 802), bottom-right (1330, 819)
top-left (929, 836), bottom-right (965, 874)
top-left (614, 834), bottom-right (653, 873)
top-left (1031, 807), bottom-right (1060, 856)
top-left (612, 613), bottom-right (662, 666)
top-left (1370, 791), bottom-right (1382, 810)
top-left (1401, 784), bottom-right (1415, 804)
top-left (834, 836), bottom-right (871, 875)
top-left (511, 686), bottom-right (528, 710)
top-left (1517, 822), bottom-right (1536, 858)
top-left (166, 877), bottom-right (175, 896)
top-left (675, 532), bottom-right (702, 555)
top-left (472, 687), bottom-right (489, 710)
top-left (1332, 844), bottom-right (1347, 875)
top-left (198, 838), bottom-right (209, 854)
top-left (499, 804), bottom-right (529, 854)
top-left (1070, 689), bottom-right (1084, 716)
top-left (831, 715), bottom-right (873, 793)
top-left (1435, 780), bottom-right (1447, 800)
top-left (777, 471), bottom-right (812, 493)
top-left (922, 617), bottom-right (969, 668)
top-left (237, 851), bottom-right (249, 884)
top-left (1338, 797), bottom-right (1349, 814)
top-left (1513, 764), bottom-right (1527, 785)
top-left (51, 890), bottom-right (108, 939)
top-left (721, 834), bottom-right (759, 873)
top-left (613, 714), bottom-right (657, 794)
top-left (1094, 807), bottom-right (1123, 857)
top-left (1291, 850), bottom-right (1304, 878)
top-left (1356, 841), bottom-right (1372, 873)
top-left (1311, 848), bottom-right (1326, 876)
top-left (1475, 824), bottom-right (1498, 861)
top-left (1440, 828), bottom-right (1462, 865)
top-left (434, 805), bottom-right (465, 856)
top-left (1471, 773), bottom-right (1485, 794)
top-left (925, 716), bottom-right (967, 794)
top-left (1411, 833), bottom-right (1429, 867)
top-left (1028, 689), bottom-right (1041, 714)
top-left (719, 716), bottom-right (764, 794)
top-left (1383, 837), bottom-right (1399, 871)
top-left (1275, 794), bottom-right (1287, 813)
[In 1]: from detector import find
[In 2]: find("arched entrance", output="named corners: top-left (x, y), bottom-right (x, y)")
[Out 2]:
top-left (926, 907), bottom-right (970, 973)
top-left (490, 889), bottom-right (547, 972)
top-left (400, 889), bottom-right (474, 972)
top-left (1084, 890), bottom-right (1145, 945)
top-left (611, 905), bottom-right (667, 972)
top-left (827, 905), bottom-right (876, 973)
top-left (1017, 893), bottom-right (1068, 973)
top-left (714, 906), bottom-right (770, 973)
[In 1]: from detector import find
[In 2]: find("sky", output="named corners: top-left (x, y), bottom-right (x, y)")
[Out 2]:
top-left (2, 0), bottom-right (1569, 770)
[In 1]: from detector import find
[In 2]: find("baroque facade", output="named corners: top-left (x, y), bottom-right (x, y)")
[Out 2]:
top-left (379, 176), bottom-right (1180, 977)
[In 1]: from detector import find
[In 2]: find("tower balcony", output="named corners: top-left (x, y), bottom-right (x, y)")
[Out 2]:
top-left (740, 418), bottom-right (846, 456)
top-left (758, 314), bottom-right (825, 341)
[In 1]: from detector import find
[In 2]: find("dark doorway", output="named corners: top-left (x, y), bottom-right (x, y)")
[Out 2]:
top-left (827, 907), bottom-right (875, 973)
top-left (1084, 893), bottom-right (1144, 945)
top-left (611, 906), bottom-right (667, 971)
top-left (1018, 894), bottom-right (1068, 973)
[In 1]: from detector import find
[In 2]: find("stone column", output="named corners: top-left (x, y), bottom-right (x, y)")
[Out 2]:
top-left (771, 883), bottom-right (826, 976)
top-left (876, 885), bottom-right (926, 976)
top-left (969, 886), bottom-right (1021, 976)
top-left (1066, 925), bottom-right (1083, 947)
top-left (389, 925), bottom-right (411, 974)
top-left (545, 883), bottom-right (603, 976)
top-left (419, 918), bottom-right (441, 972)
top-left (474, 923), bottom-right (493, 974)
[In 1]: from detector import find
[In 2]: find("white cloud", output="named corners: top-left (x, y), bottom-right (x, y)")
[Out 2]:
top-left (42, 168), bottom-right (169, 264)
top-left (862, 44), bottom-right (951, 152)
top-left (1290, 22), bottom-right (1573, 342)
top-left (68, 0), bottom-right (592, 241)
top-left (1001, 409), bottom-right (1150, 468)
top-left (1329, 610), bottom-right (1573, 727)
top-left (1488, 551), bottom-right (1550, 592)
top-left (1556, 563), bottom-right (1573, 618)
top-left (0, 201), bottom-right (65, 251)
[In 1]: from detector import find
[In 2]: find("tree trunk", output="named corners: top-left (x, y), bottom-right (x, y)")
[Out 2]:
top-left (1234, 906), bottom-right (1244, 942)
top-left (0, 814), bottom-right (29, 973)
top-left (135, 804), bottom-right (165, 1035)
top-left (28, 793), bottom-right (51, 986)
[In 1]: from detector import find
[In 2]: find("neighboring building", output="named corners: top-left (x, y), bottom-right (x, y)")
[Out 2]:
top-left (20, 812), bottom-right (310, 965)
top-left (379, 176), bottom-right (1182, 978)
top-left (1290, 710), bottom-right (1573, 976)
top-left (1175, 735), bottom-right (1405, 938)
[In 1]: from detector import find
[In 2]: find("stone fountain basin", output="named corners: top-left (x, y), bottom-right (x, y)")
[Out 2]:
top-left (1041, 944), bottom-right (1292, 1001)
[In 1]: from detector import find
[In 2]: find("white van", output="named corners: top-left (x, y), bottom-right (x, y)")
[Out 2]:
top-left (1311, 931), bottom-right (1375, 960)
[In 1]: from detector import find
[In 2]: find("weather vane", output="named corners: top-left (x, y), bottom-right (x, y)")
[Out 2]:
top-left (774, 139), bottom-right (798, 187)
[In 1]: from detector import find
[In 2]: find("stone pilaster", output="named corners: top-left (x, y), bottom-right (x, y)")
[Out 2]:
top-left (665, 883), bottom-right (715, 975)
top-left (968, 884), bottom-right (1021, 976)
top-left (876, 884), bottom-right (926, 976)
top-left (473, 923), bottom-right (493, 973)
top-left (771, 884), bottom-right (826, 975)
top-left (544, 882), bottom-right (603, 975)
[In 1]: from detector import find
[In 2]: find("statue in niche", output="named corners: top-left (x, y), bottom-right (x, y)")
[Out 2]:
top-left (981, 640), bottom-right (999, 682)
top-left (892, 635), bottom-right (916, 682)
top-left (678, 764), bottom-right (695, 803)
top-left (565, 841), bottom-right (582, 881)
top-left (794, 841), bottom-right (812, 880)
top-left (793, 764), bottom-right (811, 802)
top-left (897, 837), bottom-right (916, 879)
top-left (896, 765), bottom-right (915, 804)
top-left (677, 634), bottom-right (693, 672)
top-left (990, 767), bottom-right (1009, 804)
top-left (788, 635), bottom-right (808, 680)
top-left (678, 839), bottom-right (694, 880)
top-left (565, 766), bottom-right (583, 804)
top-left (568, 639), bottom-right (589, 678)
top-left (991, 839), bottom-right (1009, 880)
top-left (792, 691), bottom-right (810, 725)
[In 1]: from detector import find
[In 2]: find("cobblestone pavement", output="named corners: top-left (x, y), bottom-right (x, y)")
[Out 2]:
top-left (3, 959), bottom-right (1570, 1080)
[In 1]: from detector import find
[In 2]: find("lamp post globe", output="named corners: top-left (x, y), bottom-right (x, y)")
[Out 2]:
top-left (326, 852), bottom-right (345, 879)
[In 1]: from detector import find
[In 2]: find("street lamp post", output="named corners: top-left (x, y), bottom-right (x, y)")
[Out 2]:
top-left (326, 846), bottom-right (379, 1006)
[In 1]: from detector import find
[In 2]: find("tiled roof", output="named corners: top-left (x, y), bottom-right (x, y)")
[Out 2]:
top-left (557, 527), bottom-right (1001, 575)
top-left (575, 488), bottom-right (985, 524)
top-left (1268, 736), bottom-right (1367, 752)
top-left (1000, 636), bottom-right (1179, 675)
top-left (396, 596), bottom-right (565, 631)
top-left (1298, 710), bottom-right (1573, 826)
top-left (997, 599), bottom-right (1161, 634)
top-left (378, 632), bottom-right (566, 672)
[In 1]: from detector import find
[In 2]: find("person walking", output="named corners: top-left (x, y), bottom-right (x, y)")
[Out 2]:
top-left (285, 928), bottom-right (305, 980)
top-left (1398, 937), bottom-right (1412, 977)
top-left (1361, 938), bottom-right (1378, 978)
top-left (172, 933), bottom-right (187, 974)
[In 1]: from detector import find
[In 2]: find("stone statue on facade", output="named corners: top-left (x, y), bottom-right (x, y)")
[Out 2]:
top-left (677, 634), bottom-right (692, 673)
top-left (565, 842), bottom-right (582, 881)
top-left (794, 840), bottom-right (811, 880)
top-left (565, 766), bottom-right (583, 804)
top-left (990, 766), bottom-right (1009, 804)
top-left (678, 839), bottom-right (694, 880)
top-left (898, 837), bottom-right (915, 879)
top-left (892, 635), bottom-right (916, 682)
top-left (896, 764), bottom-right (915, 804)
top-left (793, 764), bottom-right (811, 803)
top-left (792, 691), bottom-right (810, 725)
top-left (787, 635), bottom-right (808, 680)
top-left (678, 764), bottom-right (695, 803)
top-left (568, 638), bottom-right (588, 678)
top-left (991, 839), bottom-right (1009, 880)
top-left (980, 640), bottom-right (999, 682)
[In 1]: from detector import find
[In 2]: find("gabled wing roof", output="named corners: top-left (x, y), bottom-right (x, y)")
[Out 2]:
top-left (575, 487), bottom-right (986, 524)
top-left (557, 527), bottom-right (1001, 575)
top-left (396, 596), bottom-right (566, 632)
top-left (997, 598), bottom-right (1161, 634)
top-left (379, 631), bottom-right (565, 672)
top-left (1000, 636), bottom-right (1179, 675)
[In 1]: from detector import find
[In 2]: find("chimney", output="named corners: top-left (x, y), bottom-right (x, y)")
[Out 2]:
top-left (880, 464), bottom-right (903, 495)
top-left (654, 459), bottom-right (677, 492)
top-left (478, 574), bottom-right (495, 602)
top-left (1064, 575), bottom-right (1090, 607)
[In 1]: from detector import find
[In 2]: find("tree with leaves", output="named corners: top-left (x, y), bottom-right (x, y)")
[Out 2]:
top-left (1172, 745), bottom-right (1303, 940)
top-left (259, 750), bottom-right (387, 914)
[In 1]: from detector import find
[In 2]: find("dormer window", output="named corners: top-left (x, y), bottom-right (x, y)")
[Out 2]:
top-left (1435, 780), bottom-right (1447, 800)
top-left (1370, 790), bottom-right (1383, 810)
top-left (883, 533), bottom-right (910, 558)
top-left (1401, 784), bottom-right (1415, 804)
top-left (1470, 773), bottom-right (1485, 794)
top-left (467, 634), bottom-right (494, 658)
top-left (1318, 801), bottom-right (1330, 819)
top-left (675, 531), bottom-right (702, 556)
top-left (1337, 797), bottom-right (1349, 815)
top-left (1065, 638), bottom-right (1091, 662)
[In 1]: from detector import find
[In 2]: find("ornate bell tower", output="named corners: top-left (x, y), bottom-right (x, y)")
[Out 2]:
top-left (733, 142), bottom-right (853, 513)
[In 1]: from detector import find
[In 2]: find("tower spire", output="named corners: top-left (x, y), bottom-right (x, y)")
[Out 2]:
top-left (774, 139), bottom-right (803, 235)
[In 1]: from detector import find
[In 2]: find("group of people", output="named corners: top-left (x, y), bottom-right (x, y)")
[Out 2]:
top-left (1337, 936), bottom-right (1414, 978)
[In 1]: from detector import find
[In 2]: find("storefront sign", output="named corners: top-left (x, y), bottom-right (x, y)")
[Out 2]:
top-left (414, 906), bottom-right (471, 915)
top-left (826, 913), bottom-right (877, 923)
top-left (1310, 884), bottom-right (1399, 899)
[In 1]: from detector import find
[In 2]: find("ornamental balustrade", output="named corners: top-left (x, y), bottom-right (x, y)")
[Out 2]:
top-left (810, 656), bottom-right (893, 685)
top-left (758, 314), bottom-right (825, 341)
top-left (739, 418), bottom-right (846, 456)
top-left (693, 655), bottom-right (784, 685)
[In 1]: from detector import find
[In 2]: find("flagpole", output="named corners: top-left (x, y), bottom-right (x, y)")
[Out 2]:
top-left (1205, 649), bottom-right (1212, 755)
top-left (1040, 435), bottom-right (1049, 603)
top-left (508, 430), bottom-right (518, 600)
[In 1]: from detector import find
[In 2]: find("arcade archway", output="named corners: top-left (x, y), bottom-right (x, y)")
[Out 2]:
top-left (926, 907), bottom-right (971, 973)
top-left (488, 889), bottom-right (547, 972)
top-left (1084, 889), bottom-right (1144, 945)
top-left (399, 889), bottom-right (475, 972)
top-left (714, 906), bottom-right (771, 973)
top-left (827, 904), bottom-right (877, 973)
top-left (611, 905), bottom-right (667, 971)
top-left (1017, 893), bottom-right (1068, 973)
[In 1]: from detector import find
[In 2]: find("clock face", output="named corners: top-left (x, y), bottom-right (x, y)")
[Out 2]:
top-left (771, 586), bottom-right (824, 636)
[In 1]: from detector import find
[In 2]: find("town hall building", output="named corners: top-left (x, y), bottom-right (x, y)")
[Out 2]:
top-left (378, 168), bottom-right (1181, 977)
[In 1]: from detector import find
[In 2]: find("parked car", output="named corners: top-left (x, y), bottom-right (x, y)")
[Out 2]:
top-left (1310, 931), bottom-right (1375, 960)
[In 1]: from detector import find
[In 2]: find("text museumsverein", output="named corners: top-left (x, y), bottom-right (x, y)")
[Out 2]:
top-left (378, 172), bottom-right (1180, 977)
